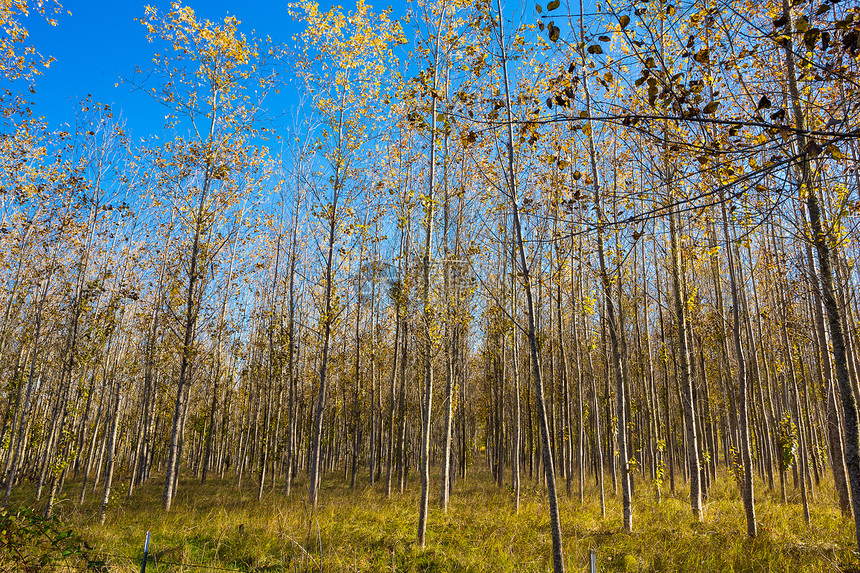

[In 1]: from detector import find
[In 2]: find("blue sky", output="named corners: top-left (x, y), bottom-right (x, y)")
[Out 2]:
top-left (23, 0), bottom-right (310, 139)
top-left (21, 1), bottom-right (542, 141)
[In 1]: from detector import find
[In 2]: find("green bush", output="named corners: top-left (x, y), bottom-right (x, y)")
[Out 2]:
top-left (0, 506), bottom-right (102, 572)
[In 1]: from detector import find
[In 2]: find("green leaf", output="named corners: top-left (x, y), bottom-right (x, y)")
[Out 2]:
top-left (693, 48), bottom-right (710, 63)
top-left (795, 15), bottom-right (808, 32)
top-left (619, 14), bottom-right (630, 28)
top-left (803, 28), bottom-right (820, 50)
top-left (703, 101), bottom-right (719, 114)
top-left (536, 4), bottom-right (542, 13)
top-left (826, 144), bottom-right (846, 159)
top-left (547, 0), bottom-right (560, 10)
top-left (549, 23), bottom-right (560, 42)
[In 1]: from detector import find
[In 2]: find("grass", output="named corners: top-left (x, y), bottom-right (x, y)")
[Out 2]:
top-left (8, 466), bottom-right (859, 572)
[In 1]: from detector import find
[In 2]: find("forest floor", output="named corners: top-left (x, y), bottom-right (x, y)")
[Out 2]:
top-left (9, 467), bottom-right (859, 572)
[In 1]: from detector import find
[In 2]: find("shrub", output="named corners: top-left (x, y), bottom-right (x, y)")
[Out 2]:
top-left (0, 506), bottom-right (102, 572)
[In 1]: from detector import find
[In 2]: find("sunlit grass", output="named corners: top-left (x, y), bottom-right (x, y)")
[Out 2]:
top-left (8, 466), bottom-right (857, 571)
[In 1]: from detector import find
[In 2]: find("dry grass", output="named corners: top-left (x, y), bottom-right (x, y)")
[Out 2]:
top-left (9, 466), bottom-right (858, 571)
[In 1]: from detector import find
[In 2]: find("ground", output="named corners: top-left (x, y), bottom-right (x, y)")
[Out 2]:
top-left (6, 467), bottom-right (858, 572)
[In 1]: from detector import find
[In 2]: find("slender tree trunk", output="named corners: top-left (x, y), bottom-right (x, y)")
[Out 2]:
top-left (497, 3), bottom-right (564, 568)
top-left (283, 205), bottom-right (301, 496)
top-left (806, 245), bottom-right (851, 515)
top-left (3, 271), bottom-right (51, 506)
top-left (417, 10), bottom-right (444, 546)
top-left (668, 205), bottom-right (702, 521)
top-left (577, 0), bottom-right (630, 530)
top-left (309, 101), bottom-right (345, 509)
top-left (719, 194), bottom-right (756, 537)
top-left (99, 384), bottom-right (123, 525)
top-left (385, 231), bottom-right (404, 498)
top-left (439, 71), bottom-right (455, 512)
top-left (163, 106), bottom-right (218, 512)
top-left (781, 0), bottom-right (860, 549)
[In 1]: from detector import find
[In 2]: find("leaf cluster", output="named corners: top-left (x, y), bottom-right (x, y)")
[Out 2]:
top-left (0, 507), bottom-right (101, 572)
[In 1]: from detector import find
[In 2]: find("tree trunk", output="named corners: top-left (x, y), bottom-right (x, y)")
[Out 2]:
top-left (498, 2), bottom-right (564, 567)
top-left (781, 0), bottom-right (860, 549)
top-left (719, 195), bottom-right (756, 537)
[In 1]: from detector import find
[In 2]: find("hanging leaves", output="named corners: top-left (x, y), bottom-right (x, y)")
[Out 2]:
top-left (693, 48), bottom-right (710, 63)
top-left (778, 415), bottom-right (798, 471)
top-left (795, 15), bottom-right (809, 33)
top-left (803, 28), bottom-right (820, 49)
top-left (805, 140), bottom-right (823, 155)
top-left (826, 144), bottom-right (846, 159)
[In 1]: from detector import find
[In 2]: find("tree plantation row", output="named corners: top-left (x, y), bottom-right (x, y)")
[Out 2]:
top-left (1, 0), bottom-right (860, 570)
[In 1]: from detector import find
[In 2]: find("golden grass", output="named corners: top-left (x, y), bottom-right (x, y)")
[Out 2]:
top-left (10, 466), bottom-right (858, 572)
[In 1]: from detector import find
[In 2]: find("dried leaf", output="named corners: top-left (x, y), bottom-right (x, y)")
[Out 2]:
top-left (703, 101), bottom-right (719, 114)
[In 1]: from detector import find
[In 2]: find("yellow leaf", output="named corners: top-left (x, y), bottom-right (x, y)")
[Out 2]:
top-left (826, 144), bottom-right (846, 160)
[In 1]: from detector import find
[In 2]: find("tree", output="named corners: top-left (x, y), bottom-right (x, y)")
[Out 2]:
top-left (134, 1), bottom-right (279, 511)
top-left (289, 0), bottom-right (403, 509)
top-left (494, 0), bottom-right (565, 569)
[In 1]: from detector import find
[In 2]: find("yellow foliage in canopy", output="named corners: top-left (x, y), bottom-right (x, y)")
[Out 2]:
top-left (139, 1), bottom-right (271, 99)
top-left (289, 0), bottom-right (404, 119)
top-left (0, 0), bottom-right (61, 82)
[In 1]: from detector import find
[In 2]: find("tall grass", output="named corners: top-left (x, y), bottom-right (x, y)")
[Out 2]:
top-left (10, 467), bottom-right (856, 572)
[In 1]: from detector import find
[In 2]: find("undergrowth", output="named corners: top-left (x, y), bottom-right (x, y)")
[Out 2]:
top-left (5, 468), bottom-right (858, 572)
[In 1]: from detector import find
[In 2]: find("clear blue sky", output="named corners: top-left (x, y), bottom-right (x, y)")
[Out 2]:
top-left (23, 0), bottom-right (312, 139)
